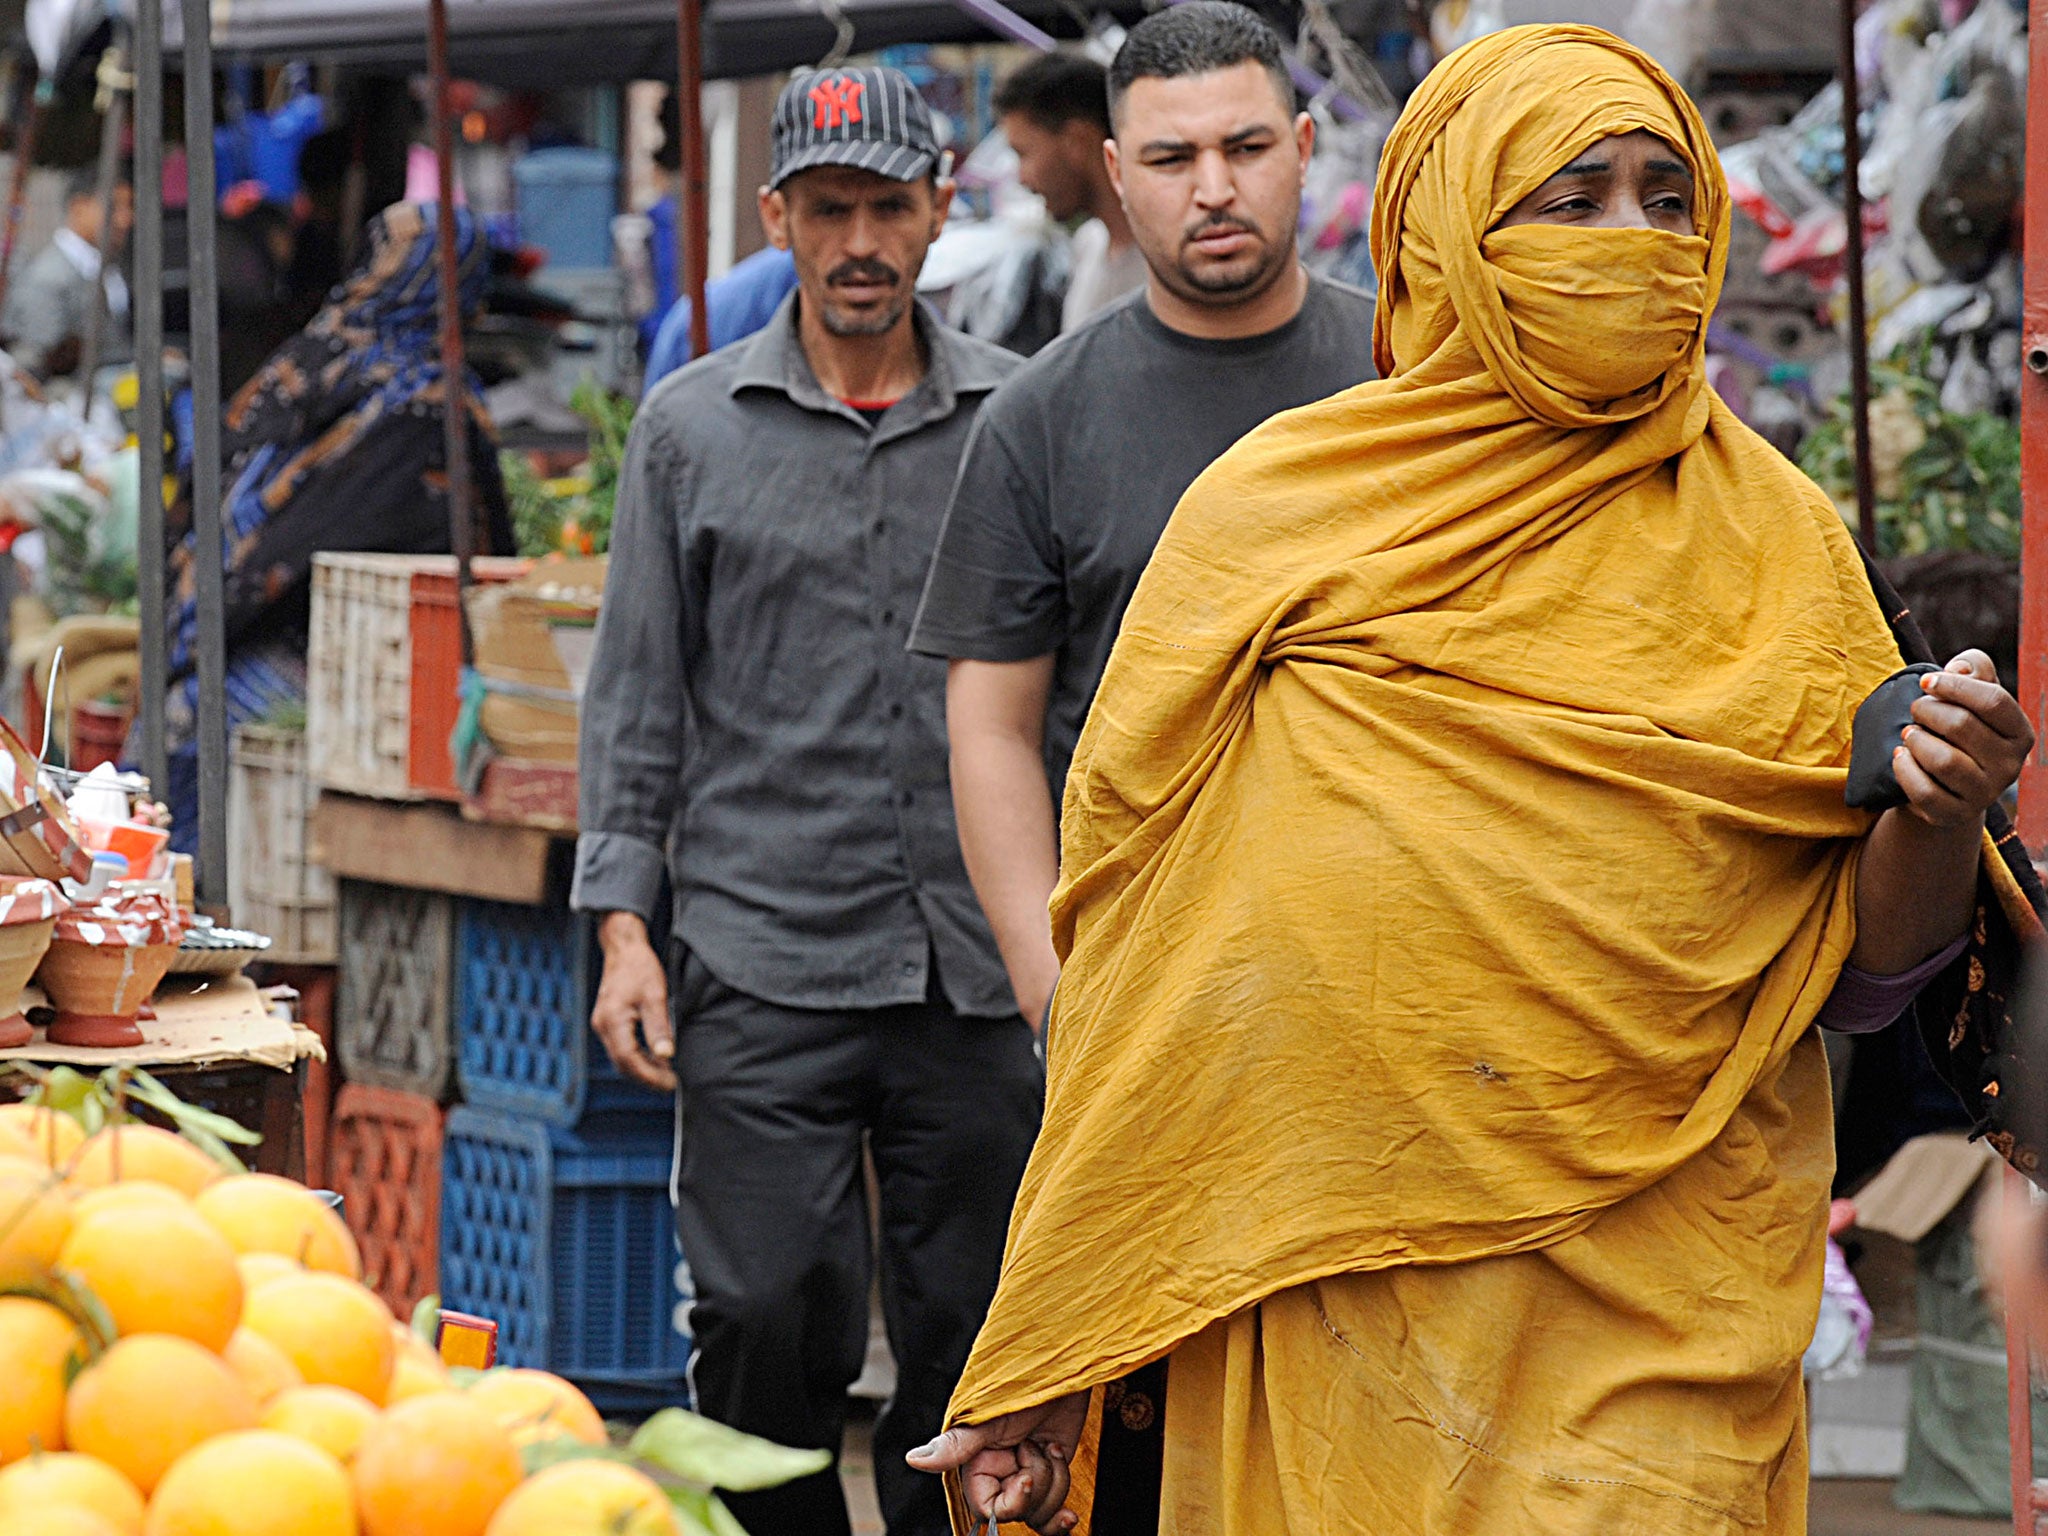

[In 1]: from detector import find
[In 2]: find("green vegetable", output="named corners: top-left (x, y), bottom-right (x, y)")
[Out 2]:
top-left (1799, 351), bottom-right (2020, 560)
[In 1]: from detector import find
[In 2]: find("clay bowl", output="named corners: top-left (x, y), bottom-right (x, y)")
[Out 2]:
top-left (37, 893), bottom-right (182, 1049)
top-left (0, 876), bottom-right (64, 1048)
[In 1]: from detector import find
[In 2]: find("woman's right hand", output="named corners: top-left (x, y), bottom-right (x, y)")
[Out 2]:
top-left (905, 1390), bottom-right (1092, 1533)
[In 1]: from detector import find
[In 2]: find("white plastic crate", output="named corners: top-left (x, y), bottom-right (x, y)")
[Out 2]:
top-left (307, 553), bottom-right (419, 800)
top-left (228, 724), bottom-right (337, 963)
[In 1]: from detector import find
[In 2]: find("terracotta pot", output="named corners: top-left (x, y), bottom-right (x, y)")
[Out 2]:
top-left (36, 891), bottom-right (183, 1049)
top-left (0, 875), bottom-right (64, 1048)
top-left (39, 941), bottom-right (180, 1048)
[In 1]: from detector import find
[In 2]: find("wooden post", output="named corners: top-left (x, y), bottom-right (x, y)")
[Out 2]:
top-left (424, 0), bottom-right (476, 661)
top-left (181, 0), bottom-right (226, 905)
top-left (1839, 0), bottom-right (1877, 555)
top-left (134, 0), bottom-right (166, 793)
top-left (2017, 0), bottom-right (2048, 850)
top-left (677, 0), bottom-right (710, 359)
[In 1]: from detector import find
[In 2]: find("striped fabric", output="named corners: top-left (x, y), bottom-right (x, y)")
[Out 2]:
top-left (769, 66), bottom-right (939, 189)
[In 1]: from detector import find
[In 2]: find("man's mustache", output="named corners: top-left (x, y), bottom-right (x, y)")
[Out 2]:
top-left (1182, 211), bottom-right (1261, 246)
top-left (825, 258), bottom-right (902, 289)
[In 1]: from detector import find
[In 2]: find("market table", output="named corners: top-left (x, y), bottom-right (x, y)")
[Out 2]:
top-left (0, 973), bottom-right (327, 1178)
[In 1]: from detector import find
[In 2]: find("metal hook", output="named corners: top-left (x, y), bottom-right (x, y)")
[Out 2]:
top-left (38, 642), bottom-right (62, 772)
top-left (814, 0), bottom-right (856, 69)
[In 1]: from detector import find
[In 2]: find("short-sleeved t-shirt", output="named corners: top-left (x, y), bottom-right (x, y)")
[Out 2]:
top-left (909, 272), bottom-right (1378, 793)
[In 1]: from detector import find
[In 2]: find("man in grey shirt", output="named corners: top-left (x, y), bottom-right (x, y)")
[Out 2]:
top-left (910, 3), bottom-right (1377, 1034)
top-left (573, 67), bottom-right (1039, 1536)
top-left (2, 166), bottom-right (134, 381)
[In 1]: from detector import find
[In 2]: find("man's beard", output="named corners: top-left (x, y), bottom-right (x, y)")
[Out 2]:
top-left (1168, 210), bottom-right (1286, 300)
top-left (818, 256), bottom-right (909, 336)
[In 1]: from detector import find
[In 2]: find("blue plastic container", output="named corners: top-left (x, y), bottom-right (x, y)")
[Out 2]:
top-left (514, 147), bottom-right (618, 270)
top-left (440, 1105), bottom-right (691, 1394)
top-left (454, 899), bottom-right (668, 1127)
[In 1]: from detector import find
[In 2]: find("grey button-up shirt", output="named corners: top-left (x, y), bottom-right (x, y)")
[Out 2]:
top-left (572, 293), bottom-right (1020, 1018)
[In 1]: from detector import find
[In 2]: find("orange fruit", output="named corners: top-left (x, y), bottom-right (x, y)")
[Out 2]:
top-left (222, 1329), bottom-right (303, 1406)
top-left (0, 1452), bottom-right (143, 1535)
top-left (383, 1352), bottom-right (455, 1406)
top-left (142, 1429), bottom-right (355, 1536)
top-left (66, 1128), bottom-right (221, 1199)
top-left (236, 1254), bottom-right (300, 1293)
top-left (70, 1184), bottom-right (189, 1225)
top-left (0, 1106), bottom-right (85, 1169)
top-left (0, 1510), bottom-right (122, 1536)
top-left (0, 1156), bottom-right (70, 1287)
top-left (0, 1298), bottom-right (81, 1463)
top-left (484, 1461), bottom-right (679, 1536)
top-left (465, 1371), bottom-right (605, 1447)
top-left (194, 1176), bottom-right (360, 1280)
top-left (351, 1394), bottom-right (522, 1536)
top-left (64, 1335), bottom-right (257, 1494)
top-left (239, 1273), bottom-right (393, 1404)
top-left (260, 1386), bottom-right (379, 1467)
top-left (55, 1204), bottom-right (242, 1351)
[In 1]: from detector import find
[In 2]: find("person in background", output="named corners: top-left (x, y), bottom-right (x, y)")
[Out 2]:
top-left (2, 166), bottom-right (134, 380)
top-left (159, 202), bottom-right (511, 849)
top-left (574, 67), bottom-right (1040, 1536)
top-left (639, 243), bottom-right (798, 393)
top-left (993, 52), bottom-right (1144, 333)
top-left (912, 0), bottom-right (1374, 1060)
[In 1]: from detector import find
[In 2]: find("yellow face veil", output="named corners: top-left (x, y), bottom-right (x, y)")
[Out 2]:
top-left (1373, 26), bottom-right (1729, 427)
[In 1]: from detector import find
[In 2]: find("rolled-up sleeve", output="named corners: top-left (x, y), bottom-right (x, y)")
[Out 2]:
top-left (572, 406), bottom-right (691, 923)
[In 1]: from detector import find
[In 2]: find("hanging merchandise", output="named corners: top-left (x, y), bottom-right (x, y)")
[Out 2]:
top-left (214, 63), bottom-right (327, 207)
top-left (1428, 0), bottom-right (1507, 58)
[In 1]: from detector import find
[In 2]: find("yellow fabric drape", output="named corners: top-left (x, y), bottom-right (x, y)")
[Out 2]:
top-left (947, 23), bottom-right (1912, 1503)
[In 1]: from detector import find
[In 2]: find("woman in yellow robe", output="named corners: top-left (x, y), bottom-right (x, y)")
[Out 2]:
top-left (911, 24), bottom-right (2040, 1536)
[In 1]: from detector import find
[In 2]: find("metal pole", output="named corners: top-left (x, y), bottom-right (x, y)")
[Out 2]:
top-left (77, 48), bottom-right (129, 404)
top-left (1839, 0), bottom-right (1877, 554)
top-left (181, 0), bottom-right (226, 905)
top-left (2005, 1163), bottom-right (2038, 1535)
top-left (135, 0), bottom-right (165, 794)
top-left (677, 0), bottom-right (709, 359)
top-left (2017, 0), bottom-right (2048, 849)
top-left (424, 0), bottom-right (476, 659)
top-left (0, 82), bottom-right (49, 316)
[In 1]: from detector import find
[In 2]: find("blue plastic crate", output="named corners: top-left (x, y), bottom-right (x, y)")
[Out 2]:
top-left (440, 1105), bottom-right (691, 1391)
top-left (454, 900), bottom-right (668, 1126)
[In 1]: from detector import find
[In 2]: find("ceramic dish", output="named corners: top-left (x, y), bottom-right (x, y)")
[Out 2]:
top-left (37, 890), bottom-right (184, 1048)
top-left (0, 876), bottom-right (64, 1047)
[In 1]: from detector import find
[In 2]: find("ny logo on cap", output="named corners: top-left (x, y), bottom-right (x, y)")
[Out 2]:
top-left (808, 75), bottom-right (866, 130)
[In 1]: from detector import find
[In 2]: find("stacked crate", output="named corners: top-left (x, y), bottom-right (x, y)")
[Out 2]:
top-left (441, 897), bottom-right (684, 1408)
top-left (330, 881), bottom-right (456, 1314)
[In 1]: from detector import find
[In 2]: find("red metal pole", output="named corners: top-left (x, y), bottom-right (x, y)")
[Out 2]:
top-left (677, 0), bottom-right (709, 359)
top-left (424, 0), bottom-right (476, 664)
top-left (1839, 0), bottom-right (1877, 554)
top-left (2019, 0), bottom-right (2048, 850)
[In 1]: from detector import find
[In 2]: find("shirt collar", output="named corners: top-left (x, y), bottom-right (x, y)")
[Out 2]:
top-left (52, 226), bottom-right (100, 280)
top-left (730, 290), bottom-right (1006, 432)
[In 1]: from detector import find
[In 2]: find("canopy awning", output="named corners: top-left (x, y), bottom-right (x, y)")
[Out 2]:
top-left (149, 0), bottom-right (1119, 84)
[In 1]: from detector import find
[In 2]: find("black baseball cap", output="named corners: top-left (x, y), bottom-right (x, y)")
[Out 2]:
top-left (769, 66), bottom-right (940, 190)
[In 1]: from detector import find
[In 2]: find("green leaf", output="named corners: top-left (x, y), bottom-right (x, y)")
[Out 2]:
top-left (35, 1066), bottom-right (96, 1115)
top-left (410, 1295), bottom-right (441, 1343)
top-left (629, 1409), bottom-right (832, 1493)
top-left (518, 1435), bottom-right (636, 1477)
top-left (667, 1487), bottom-right (751, 1536)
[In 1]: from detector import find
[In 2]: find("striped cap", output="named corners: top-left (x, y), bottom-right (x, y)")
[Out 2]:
top-left (769, 66), bottom-right (940, 190)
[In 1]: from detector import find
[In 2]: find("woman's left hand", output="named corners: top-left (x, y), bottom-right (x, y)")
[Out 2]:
top-left (1893, 650), bottom-right (2035, 828)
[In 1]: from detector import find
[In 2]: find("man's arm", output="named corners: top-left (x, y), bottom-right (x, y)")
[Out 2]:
top-left (573, 404), bottom-right (694, 1090)
top-left (948, 656), bottom-right (1062, 1032)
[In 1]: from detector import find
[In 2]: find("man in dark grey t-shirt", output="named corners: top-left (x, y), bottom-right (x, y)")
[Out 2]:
top-left (908, 1), bottom-right (1377, 1039)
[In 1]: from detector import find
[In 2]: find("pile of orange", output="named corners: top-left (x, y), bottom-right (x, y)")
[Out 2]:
top-left (0, 1113), bottom-right (681, 1536)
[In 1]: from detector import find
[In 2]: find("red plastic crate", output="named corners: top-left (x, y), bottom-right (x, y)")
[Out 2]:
top-left (329, 1083), bottom-right (445, 1319)
top-left (409, 559), bottom-right (529, 799)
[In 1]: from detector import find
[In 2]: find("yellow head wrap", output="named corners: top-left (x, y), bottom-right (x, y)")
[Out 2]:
top-left (948, 27), bottom-right (1906, 1432)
